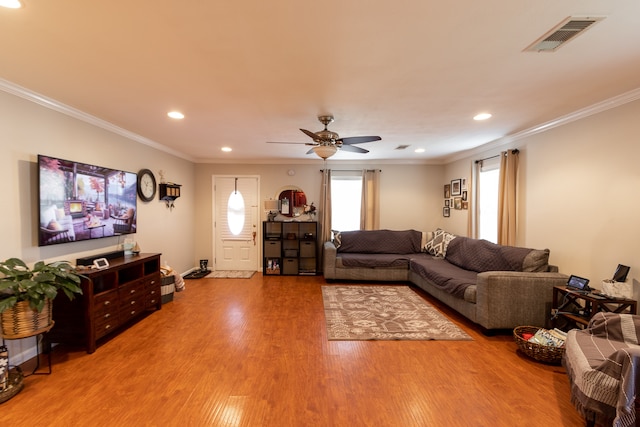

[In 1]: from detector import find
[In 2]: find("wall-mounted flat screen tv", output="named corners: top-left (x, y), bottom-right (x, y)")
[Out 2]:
top-left (38, 154), bottom-right (137, 246)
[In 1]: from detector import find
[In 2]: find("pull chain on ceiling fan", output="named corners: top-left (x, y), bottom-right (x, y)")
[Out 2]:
top-left (267, 115), bottom-right (381, 159)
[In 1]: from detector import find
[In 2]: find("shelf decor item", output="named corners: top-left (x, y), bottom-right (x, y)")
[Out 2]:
top-left (0, 258), bottom-right (83, 339)
top-left (513, 326), bottom-right (565, 364)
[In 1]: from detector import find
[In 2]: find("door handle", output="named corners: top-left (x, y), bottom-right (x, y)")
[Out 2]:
top-left (252, 231), bottom-right (257, 246)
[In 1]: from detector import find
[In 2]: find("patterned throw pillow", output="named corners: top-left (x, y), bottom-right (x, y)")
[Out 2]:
top-left (332, 230), bottom-right (342, 248)
top-left (425, 228), bottom-right (456, 258)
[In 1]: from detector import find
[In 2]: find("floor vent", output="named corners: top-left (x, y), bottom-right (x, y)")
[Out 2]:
top-left (524, 16), bottom-right (604, 52)
top-left (395, 144), bottom-right (410, 150)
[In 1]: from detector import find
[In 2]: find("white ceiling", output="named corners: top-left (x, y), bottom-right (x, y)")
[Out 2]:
top-left (1, 0), bottom-right (639, 163)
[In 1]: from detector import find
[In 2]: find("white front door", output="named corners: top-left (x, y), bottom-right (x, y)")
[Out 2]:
top-left (213, 176), bottom-right (259, 271)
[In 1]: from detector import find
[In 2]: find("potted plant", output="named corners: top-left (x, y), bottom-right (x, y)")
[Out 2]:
top-left (0, 258), bottom-right (83, 339)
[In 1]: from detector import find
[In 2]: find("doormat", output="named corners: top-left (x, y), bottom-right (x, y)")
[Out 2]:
top-left (321, 285), bottom-right (472, 341)
top-left (206, 270), bottom-right (256, 279)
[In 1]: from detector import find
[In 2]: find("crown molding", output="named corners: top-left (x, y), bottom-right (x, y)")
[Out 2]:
top-left (3, 77), bottom-right (638, 167)
top-left (0, 78), bottom-right (195, 162)
top-left (445, 87), bottom-right (640, 164)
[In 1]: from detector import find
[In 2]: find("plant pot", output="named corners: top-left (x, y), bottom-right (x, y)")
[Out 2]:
top-left (0, 299), bottom-right (54, 339)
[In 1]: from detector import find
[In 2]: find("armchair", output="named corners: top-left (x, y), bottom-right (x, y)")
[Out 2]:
top-left (563, 312), bottom-right (640, 427)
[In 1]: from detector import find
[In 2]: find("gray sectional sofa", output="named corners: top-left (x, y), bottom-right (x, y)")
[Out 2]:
top-left (323, 229), bottom-right (569, 332)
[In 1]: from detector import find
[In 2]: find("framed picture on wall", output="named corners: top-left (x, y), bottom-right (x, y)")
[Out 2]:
top-left (443, 207), bottom-right (450, 217)
top-left (462, 201), bottom-right (469, 210)
top-left (451, 179), bottom-right (461, 196)
top-left (444, 184), bottom-right (451, 199)
top-left (462, 191), bottom-right (468, 201)
top-left (454, 197), bottom-right (462, 210)
top-left (445, 199), bottom-right (450, 207)
top-left (461, 178), bottom-right (467, 191)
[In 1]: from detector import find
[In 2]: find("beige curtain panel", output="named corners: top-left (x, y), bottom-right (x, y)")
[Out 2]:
top-left (497, 150), bottom-right (519, 246)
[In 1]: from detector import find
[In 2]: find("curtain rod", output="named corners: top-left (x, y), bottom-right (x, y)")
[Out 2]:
top-left (474, 149), bottom-right (519, 164)
top-left (319, 169), bottom-right (381, 172)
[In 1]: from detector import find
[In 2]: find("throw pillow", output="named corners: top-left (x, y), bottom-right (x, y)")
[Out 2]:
top-left (522, 249), bottom-right (550, 272)
top-left (332, 230), bottom-right (342, 248)
top-left (425, 228), bottom-right (456, 258)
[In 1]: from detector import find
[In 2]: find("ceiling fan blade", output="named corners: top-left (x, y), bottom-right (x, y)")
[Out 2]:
top-left (266, 141), bottom-right (317, 146)
top-left (300, 128), bottom-right (321, 140)
top-left (339, 136), bottom-right (381, 145)
top-left (339, 144), bottom-right (369, 154)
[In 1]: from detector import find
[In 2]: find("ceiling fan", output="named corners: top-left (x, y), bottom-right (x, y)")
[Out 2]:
top-left (267, 115), bottom-right (381, 159)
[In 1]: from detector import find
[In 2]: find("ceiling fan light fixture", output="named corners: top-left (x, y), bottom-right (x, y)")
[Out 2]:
top-left (312, 145), bottom-right (337, 160)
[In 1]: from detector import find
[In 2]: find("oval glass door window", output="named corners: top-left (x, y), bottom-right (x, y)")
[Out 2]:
top-left (227, 190), bottom-right (245, 235)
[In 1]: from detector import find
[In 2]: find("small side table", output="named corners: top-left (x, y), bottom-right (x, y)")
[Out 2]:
top-left (1, 322), bottom-right (54, 376)
top-left (552, 286), bottom-right (637, 330)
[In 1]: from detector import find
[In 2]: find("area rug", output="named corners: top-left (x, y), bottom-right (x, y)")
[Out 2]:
top-left (206, 270), bottom-right (256, 279)
top-left (321, 285), bottom-right (472, 341)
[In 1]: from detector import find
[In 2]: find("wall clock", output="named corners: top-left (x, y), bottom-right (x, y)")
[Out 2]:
top-left (137, 169), bottom-right (157, 202)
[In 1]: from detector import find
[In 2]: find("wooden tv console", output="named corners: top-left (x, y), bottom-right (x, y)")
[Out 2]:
top-left (48, 253), bottom-right (162, 353)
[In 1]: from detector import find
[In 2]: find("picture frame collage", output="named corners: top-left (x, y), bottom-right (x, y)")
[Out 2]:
top-left (443, 178), bottom-right (468, 217)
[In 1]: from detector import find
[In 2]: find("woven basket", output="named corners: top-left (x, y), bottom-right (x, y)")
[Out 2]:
top-left (0, 367), bottom-right (24, 404)
top-left (513, 326), bottom-right (565, 364)
top-left (0, 299), bottom-right (54, 339)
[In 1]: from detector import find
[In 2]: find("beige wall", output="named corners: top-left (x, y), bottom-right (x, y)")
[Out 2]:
top-left (193, 162), bottom-right (444, 267)
top-left (443, 98), bottom-right (640, 290)
top-left (0, 90), bottom-right (196, 273)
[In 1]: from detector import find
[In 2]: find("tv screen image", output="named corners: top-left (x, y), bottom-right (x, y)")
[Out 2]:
top-left (38, 154), bottom-right (138, 246)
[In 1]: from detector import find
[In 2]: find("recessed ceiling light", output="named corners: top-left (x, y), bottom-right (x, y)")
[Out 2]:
top-left (414, 148), bottom-right (425, 153)
top-left (474, 113), bottom-right (492, 121)
top-left (167, 111), bottom-right (184, 120)
top-left (221, 147), bottom-right (232, 152)
top-left (0, 0), bottom-right (22, 8)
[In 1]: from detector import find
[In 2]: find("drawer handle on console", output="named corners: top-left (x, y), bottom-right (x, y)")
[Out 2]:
top-left (105, 324), bottom-right (111, 330)
top-left (130, 300), bottom-right (136, 305)
top-left (130, 310), bottom-right (136, 315)
top-left (104, 313), bottom-right (110, 319)
top-left (104, 301), bottom-right (110, 306)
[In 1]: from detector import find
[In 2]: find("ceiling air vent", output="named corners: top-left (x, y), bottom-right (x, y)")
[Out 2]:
top-left (395, 145), bottom-right (410, 150)
top-left (524, 16), bottom-right (604, 52)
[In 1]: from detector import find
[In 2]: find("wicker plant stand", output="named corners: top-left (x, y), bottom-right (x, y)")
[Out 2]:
top-left (513, 325), bottom-right (565, 365)
top-left (1, 300), bottom-right (55, 376)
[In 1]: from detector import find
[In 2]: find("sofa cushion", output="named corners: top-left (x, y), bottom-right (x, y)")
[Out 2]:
top-left (410, 254), bottom-right (478, 299)
top-left (424, 228), bottom-right (456, 257)
top-left (445, 236), bottom-right (535, 273)
top-left (337, 253), bottom-right (411, 269)
top-left (336, 229), bottom-right (422, 254)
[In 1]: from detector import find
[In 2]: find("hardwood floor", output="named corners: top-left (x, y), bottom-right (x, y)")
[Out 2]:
top-left (0, 274), bottom-right (586, 426)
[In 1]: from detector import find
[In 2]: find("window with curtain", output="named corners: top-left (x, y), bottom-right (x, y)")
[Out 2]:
top-left (330, 171), bottom-right (363, 231)
top-left (477, 156), bottom-right (500, 243)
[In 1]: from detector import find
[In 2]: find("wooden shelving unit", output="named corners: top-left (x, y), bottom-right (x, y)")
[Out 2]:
top-left (263, 221), bottom-right (317, 276)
